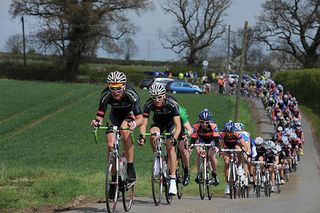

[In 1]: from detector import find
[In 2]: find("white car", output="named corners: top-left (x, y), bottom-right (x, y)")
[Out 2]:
top-left (151, 78), bottom-right (175, 87)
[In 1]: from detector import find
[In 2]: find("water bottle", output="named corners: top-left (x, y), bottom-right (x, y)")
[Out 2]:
top-left (119, 156), bottom-right (126, 180)
top-left (238, 165), bottom-right (243, 176)
top-left (162, 161), bottom-right (167, 178)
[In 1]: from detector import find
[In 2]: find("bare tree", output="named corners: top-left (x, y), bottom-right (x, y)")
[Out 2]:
top-left (231, 27), bottom-right (264, 67)
top-left (159, 0), bottom-right (232, 65)
top-left (10, 0), bottom-right (151, 81)
top-left (5, 34), bottom-right (24, 54)
top-left (254, 0), bottom-right (320, 68)
top-left (5, 33), bottom-right (38, 54)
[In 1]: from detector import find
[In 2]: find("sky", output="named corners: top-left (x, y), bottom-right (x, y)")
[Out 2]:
top-left (0, 0), bottom-right (264, 61)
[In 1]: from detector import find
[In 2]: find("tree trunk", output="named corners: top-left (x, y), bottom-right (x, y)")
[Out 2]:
top-left (187, 51), bottom-right (196, 65)
top-left (302, 54), bottom-right (319, 68)
top-left (64, 57), bottom-right (80, 82)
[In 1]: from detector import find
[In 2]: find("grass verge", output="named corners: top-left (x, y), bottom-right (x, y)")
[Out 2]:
top-left (0, 80), bottom-right (257, 209)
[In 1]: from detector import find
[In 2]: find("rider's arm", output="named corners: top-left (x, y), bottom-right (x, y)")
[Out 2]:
top-left (139, 117), bottom-right (148, 136)
top-left (173, 116), bottom-right (181, 141)
top-left (134, 114), bottom-right (144, 127)
top-left (274, 155), bottom-right (280, 166)
top-left (183, 121), bottom-right (193, 136)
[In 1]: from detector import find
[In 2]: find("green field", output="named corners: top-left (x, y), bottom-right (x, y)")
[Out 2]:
top-left (0, 79), bottom-right (257, 209)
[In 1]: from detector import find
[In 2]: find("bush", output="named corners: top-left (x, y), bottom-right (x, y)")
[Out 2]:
top-left (274, 69), bottom-right (320, 115)
top-left (0, 61), bottom-right (65, 82)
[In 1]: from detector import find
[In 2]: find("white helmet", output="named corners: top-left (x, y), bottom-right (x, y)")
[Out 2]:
top-left (277, 126), bottom-right (283, 131)
top-left (275, 144), bottom-right (282, 153)
top-left (282, 136), bottom-right (289, 145)
top-left (255, 137), bottom-right (264, 145)
top-left (265, 140), bottom-right (275, 149)
top-left (106, 71), bottom-right (127, 83)
top-left (234, 122), bottom-right (243, 131)
top-left (149, 84), bottom-right (166, 96)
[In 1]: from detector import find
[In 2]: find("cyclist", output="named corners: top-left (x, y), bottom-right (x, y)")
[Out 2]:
top-left (235, 122), bottom-right (254, 183)
top-left (264, 141), bottom-right (280, 193)
top-left (190, 109), bottom-right (220, 186)
top-left (252, 137), bottom-right (267, 185)
top-left (138, 84), bottom-right (181, 195)
top-left (177, 106), bottom-right (193, 186)
top-left (294, 121), bottom-right (304, 156)
top-left (90, 71), bottom-right (143, 191)
top-left (220, 120), bottom-right (250, 194)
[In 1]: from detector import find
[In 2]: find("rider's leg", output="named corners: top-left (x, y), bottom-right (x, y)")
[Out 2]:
top-left (121, 121), bottom-right (136, 184)
top-left (149, 126), bottom-right (160, 152)
top-left (179, 140), bottom-right (190, 185)
top-left (166, 141), bottom-right (177, 195)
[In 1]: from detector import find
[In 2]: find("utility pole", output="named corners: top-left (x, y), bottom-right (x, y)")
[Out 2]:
top-left (21, 16), bottom-right (26, 67)
top-left (234, 21), bottom-right (248, 122)
top-left (226, 25), bottom-right (231, 94)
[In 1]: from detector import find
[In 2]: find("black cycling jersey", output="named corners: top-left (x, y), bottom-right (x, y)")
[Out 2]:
top-left (96, 86), bottom-right (142, 126)
top-left (265, 150), bottom-right (277, 164)
top-left (143, 95), bottom-right (180, 132)
top-left (254, 146), bottom-right (267, 160)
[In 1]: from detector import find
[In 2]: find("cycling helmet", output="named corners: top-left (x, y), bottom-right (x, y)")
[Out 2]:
top-left (149, 84), bottom-right (166, 96)
top-left (296, 122), bottom-right (302, 129)
top-left (199, 109), bottom-right (212, 121)
top-left (235, 122), bottom-right (245, 131)
top-left (255, 137), bottom-right (264, 145)
top-left (275, 144), bottom-right (282, 153)
top-left (282, 137), bottom-right (289, 145)
top-left (106, 71), bottom-right (127, 83)
top-left (277, 126), bottom-right (283, 132)
top-left (265, 140), bottom-right (275, 149)
top-left (224, 120), bottom-right (235, 132)
top-left (290, 132), bottom-right (297, 139)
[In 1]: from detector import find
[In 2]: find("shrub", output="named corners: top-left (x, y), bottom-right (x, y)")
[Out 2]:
top-left (274, 69), bottom-right (320, 115)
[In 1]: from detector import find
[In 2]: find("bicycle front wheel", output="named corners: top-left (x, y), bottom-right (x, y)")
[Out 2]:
top-left (198, 158), bottom-right (206, 200)
top-left (151, 156), bottom-right (163, 206)
top-left (206, 162), bottom-right (213, 200)
top-left (176, 157), bottom-right (184, 199)
top-left (106, 155), bottom-right (119, 213)
top-left (122, 161), bottom-right (134, 212)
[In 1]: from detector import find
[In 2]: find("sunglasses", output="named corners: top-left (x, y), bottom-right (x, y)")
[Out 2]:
top-left (109, 86), bottom-right (124, 91)
top-left (200, 121), bottom-right (210, 125)
top-left (151, 95), bottom-right (165, 101)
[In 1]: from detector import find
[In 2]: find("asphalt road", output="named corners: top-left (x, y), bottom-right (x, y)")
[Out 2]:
top-left (64, 99), bottom-right (320, 213)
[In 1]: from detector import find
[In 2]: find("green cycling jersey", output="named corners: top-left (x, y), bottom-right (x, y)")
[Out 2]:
top-left (179, 106), bottom-right (189, 125)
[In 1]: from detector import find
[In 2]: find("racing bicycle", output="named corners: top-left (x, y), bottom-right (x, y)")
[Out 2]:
top-left (93, 126), bottom-right (134, 213)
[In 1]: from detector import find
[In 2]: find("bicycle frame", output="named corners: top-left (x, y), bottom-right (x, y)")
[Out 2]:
top-left (252, 161), bottom-right (265, 198)
top-left (221, 148), bottom-right (242, 199)
top-left (93, 126), bottom-right (134, 213)
top-left (143, 132), bottom-right (172, 206)
top-left (190, 143), bottom-right (215, 200)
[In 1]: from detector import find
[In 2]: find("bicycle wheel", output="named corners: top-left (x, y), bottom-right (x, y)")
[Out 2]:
top-left (228, 161), bottom-right (235, 199)
top-left (151, 156), bottom-right (163, 206)
top-left (276, 173), bottom-right (281, 194)
top-left (164, 175), bottom-right (172, 204)
top-left (256, 185), bottom-right (261, 198)
top-left (122, 162), bottom-right (134, 212)
top-left (284, 168), bottom-right (289, 182)
top-left (106, 155), bottom-right (119, 213)
top-left (176, 156), bottom-right (184, 199)
top-left (206, 162), bottom-right (213, 200)
top-left (198, 158), bottom-right (206, 200)
top-left (256, 173), bottom-right (261, 198)
top-left (229, 182), bottom-right (234, 199)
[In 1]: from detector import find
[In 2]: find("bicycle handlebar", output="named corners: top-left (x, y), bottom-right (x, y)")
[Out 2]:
top-left (189, 143), bottom-right (215, 148)
top-left (93, 126), bottom-right (134, 144)
top-left (221, 148), bottom-right (242, 152)
top-left (142, 132), bottom-right (172, 137)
